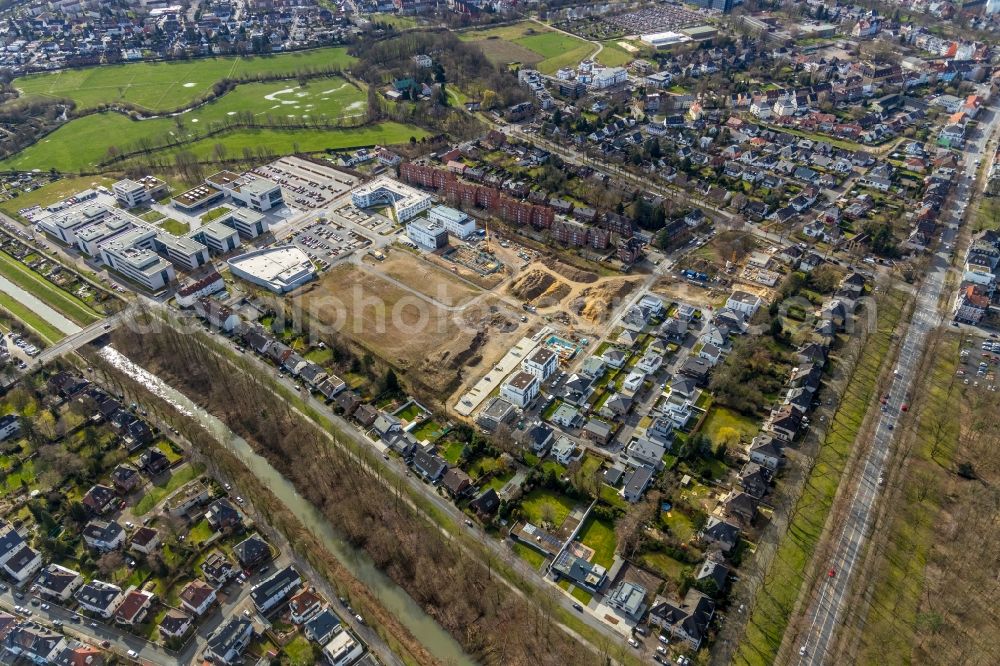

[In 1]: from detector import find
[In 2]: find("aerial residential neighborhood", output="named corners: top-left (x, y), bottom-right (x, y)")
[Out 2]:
top-left (0, 0), bottom-right (994, 665)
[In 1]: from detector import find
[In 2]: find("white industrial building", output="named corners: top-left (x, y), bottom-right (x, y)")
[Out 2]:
top-left (352, 177), bottom-right (432, 222)
top-left (227, 246), bottom-right (316, 293)
top-left (428, 205), bottom-right (476, 238)
top-left (640, 31), bottom-right (692, 49)
top-left (405, 218), bottom-right (448, 250)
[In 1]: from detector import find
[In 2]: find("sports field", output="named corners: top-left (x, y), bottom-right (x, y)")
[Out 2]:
top-left (460, 22), bottom-right (594, 74)
top-left (0, 76), bottom-right (372, 172)
top-left (13, 47), bottom-right (355, 112)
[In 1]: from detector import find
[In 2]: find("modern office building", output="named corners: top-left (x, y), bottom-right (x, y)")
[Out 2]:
top-left (206, 171), bottom-right (284, 212)
top-left (405, 218), bottom-right (448, 250)
top-left (428, 205), bottom-right (476, 238)
top-left (112, 176), bottom-right (168, 209)
top-left (352, 177), bottom-right (432, 222)
top-left (100, 239), bottom-right (176, 291)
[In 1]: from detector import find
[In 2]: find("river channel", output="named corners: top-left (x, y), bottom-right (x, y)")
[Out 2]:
top-left (98, 346), bottom-right (473, 666)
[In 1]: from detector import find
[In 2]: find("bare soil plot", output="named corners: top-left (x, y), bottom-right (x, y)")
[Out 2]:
top-left (372, 251), bottom-right (481, 307)
top-left (299, 264), bottom-right (521, 397)
top-left (507, 269), bottom-right (571, 307)
top-left (570, 279), bottom-right (641, 325)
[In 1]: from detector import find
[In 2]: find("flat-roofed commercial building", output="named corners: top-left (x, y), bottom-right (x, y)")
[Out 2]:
top-left (428, 205), bottom-right (476, 238)
top-left (75, 214), bottom-right (136, 256)
top-left (153, 232), bottom-right (211, 270)
top-left (172, 183), bottom-right (225, 213)
top-left (189, 221), bottom-right (241, 255)
top-left (206, 171), bottom-right (284, 212)
top-left (405, 218), bottom-right (448, 250)
top-left (100, 239), bottom-right (176, 291)
top-left (352, 176), bottom-right (432, 222)
top-left (113, 176), bottom-right (168, 209)
top-left (227, 246), bottom-right (316, 293)
top-left (39, 204), bottom-right (111, 245)
top-left (215, 207), bottom-right (269, 239)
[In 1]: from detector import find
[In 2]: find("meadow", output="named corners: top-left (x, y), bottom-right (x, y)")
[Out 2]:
top-left (0, 76), bottom-right (380, 172)
top-left (13, 47), bottom-right (356, 112)
top-left (460, 22), bottom-right (595, 75)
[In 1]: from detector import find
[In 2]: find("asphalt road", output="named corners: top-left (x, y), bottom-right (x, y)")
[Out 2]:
top-left (795, 95), bottom-right (1000, 665)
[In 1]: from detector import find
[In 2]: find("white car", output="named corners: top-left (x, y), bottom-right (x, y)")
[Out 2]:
top-left (127, 649), bottom-right (139, 659)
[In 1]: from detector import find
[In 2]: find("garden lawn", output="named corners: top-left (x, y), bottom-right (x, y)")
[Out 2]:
top-left (577, 516), bottom-right (616, 568)
top-left (14, 47), bottom-right (356, 112)
top-left (641, 551), bottom-right (690, 582)
top-left (0, 251), bottom-right (100, 326)
top-left (282, 635), bottom-right (316, 666)
top-left (156, 440), bottom-right (184, 464)
top-left (411, 420), bottom-right (444, 442)
top-left (187, 518), bottom-right (215, 545)
top-left (520, 488), bottom-right (576, 527)
top-left (699, 405), bottom-right (759, 447)
top-left (439, 440), bottom-right (465, 465)
top-left (513, 542), bottom-right (548, 570)
top-left (133, 463), bottom-right (205, 516)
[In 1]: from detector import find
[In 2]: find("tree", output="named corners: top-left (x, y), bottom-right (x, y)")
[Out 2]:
top-left (769, 317), bottom-right (784, 340)
top-left (96, 550), bottom-right (124, 578)
top-left (715, 426), bottom-right (742, 448)
top-left (384, 369), bottom-right (400, 394)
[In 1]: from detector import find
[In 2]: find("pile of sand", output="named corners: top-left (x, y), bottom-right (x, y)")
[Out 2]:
top-left (572, 280), bottom-right (639, 324)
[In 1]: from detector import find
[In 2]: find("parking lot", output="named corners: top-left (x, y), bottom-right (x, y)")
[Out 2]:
top-left (252, 156), bottom-right (359, 210)
top-left (287, 218), bottom-right (372, 272)
top-left (607, 6), bottom-right (705, 35)
top-left (334, 203), bottom-right (396, 236)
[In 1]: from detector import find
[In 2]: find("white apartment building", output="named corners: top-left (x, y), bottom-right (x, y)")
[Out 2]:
top-left (500, 371), bottom-right (540, 408)
top-left (522, 347), bottom-right (558, 381)
top-left (591, 66), bottom-right (627, 89)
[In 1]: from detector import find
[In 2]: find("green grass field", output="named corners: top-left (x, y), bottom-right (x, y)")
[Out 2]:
top-left (854, 335), bottom-right (960, 663)
top-left (0, 251), bottom-right (100, 326)
top-left (735, 288), bottom-right (908, 666)
top-left (596, 41), bottom-right (643, 67)
top-left (461, 22), bottom-right (594, 75)
top-left (13, 47), bottom-right (356, 112)
top-left (520, 489), bottom-right (576, 527)
top-left (169, 123), bottom-right (428, 162)
top-left (158, 218), bottom-right (189, 235)
top-left (133, 463), bottom-right (205, 516)
top-left (699, 406), bottom-right (760, 447)
top-left (0, 176), bottom-right (115, 218)
top-left (0, 76), bottom-right (368, 172)
top-left (577, 516), bottom-right (616, 568)
top-left (0, 291), bottom-right (64, 342)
